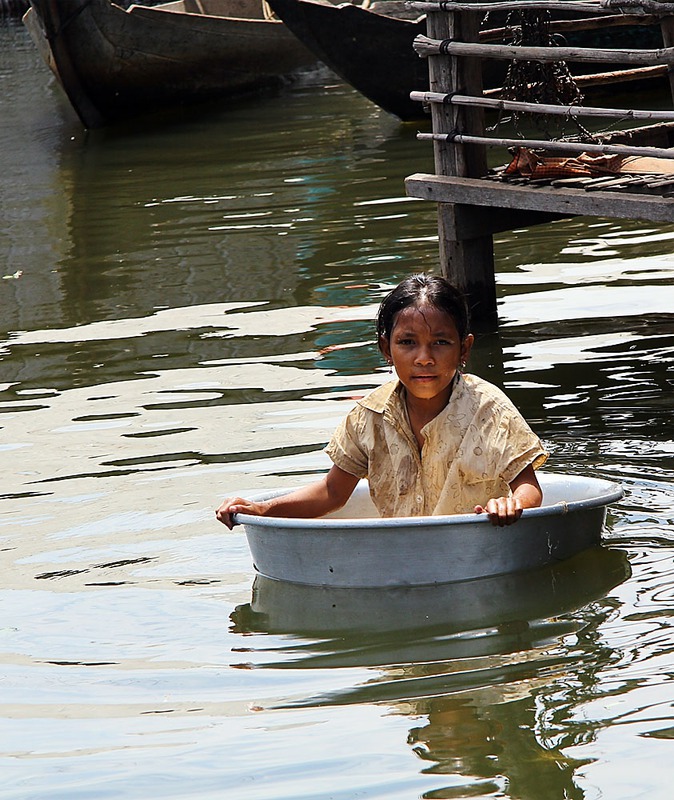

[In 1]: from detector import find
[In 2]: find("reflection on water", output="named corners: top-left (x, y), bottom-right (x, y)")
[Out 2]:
top-left (230, 549), bottom-right (629, 798)
top-left (0, 17), bottom-right (673, 800)
top-left (234, 547), bottom-right (629, 640)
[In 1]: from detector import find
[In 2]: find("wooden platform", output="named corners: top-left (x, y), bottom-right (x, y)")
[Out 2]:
top-left (405, 172), bottom-right (674, 225)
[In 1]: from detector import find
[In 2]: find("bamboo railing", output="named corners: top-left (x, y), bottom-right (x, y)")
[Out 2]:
top-left (404, 0), bottom-right (674, 324)
top-left (409, 0), bottom-right (674, 162)
top-left (410, 0), bottom-right (674, 13)
top-left (413, 37), bottom-right (674, 65)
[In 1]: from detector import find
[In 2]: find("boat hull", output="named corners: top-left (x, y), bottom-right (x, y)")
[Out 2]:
top-left (24, 0), bottom-right (318, 127)
top-left (267, 0), bottom-right (664, 121)
top-left (267, 0), bottom-right (429, 121)
top-left (237, 472), bottom-right (623, 587)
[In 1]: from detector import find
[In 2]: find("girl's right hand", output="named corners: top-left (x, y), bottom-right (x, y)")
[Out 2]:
top-left (215, 497), bottom-right (266, 529)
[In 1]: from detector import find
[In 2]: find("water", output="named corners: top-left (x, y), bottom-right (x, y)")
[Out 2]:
top-left (1, 15), bottom-right (673, 800)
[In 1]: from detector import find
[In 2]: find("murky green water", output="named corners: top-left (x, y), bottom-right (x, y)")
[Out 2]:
top-left (1, 15), bottom-right (673, 800)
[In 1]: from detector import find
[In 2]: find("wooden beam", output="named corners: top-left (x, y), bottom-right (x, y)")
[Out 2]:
top-left (405, 173), bottom-right (674, 222)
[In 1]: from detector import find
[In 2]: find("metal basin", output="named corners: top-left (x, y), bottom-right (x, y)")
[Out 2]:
top-left (235, 472), bottom-right (623, 588)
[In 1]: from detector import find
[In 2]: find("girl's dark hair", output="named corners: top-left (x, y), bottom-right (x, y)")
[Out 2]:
top-left (376, 273), bottom-right (470, 344)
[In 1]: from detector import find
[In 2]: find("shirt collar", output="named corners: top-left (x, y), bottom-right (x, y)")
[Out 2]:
top-left (358, 372), bottom-right (464, 416)
top-left (357, 379), bottom-right (403, 414)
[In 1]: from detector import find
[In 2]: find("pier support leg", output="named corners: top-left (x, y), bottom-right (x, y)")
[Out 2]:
top-left (437, 203), bottom-right (497, 330)
top-left (426, 8), bottom-right (496, 328)
top-left (660, 18), bottom-right (674, 106)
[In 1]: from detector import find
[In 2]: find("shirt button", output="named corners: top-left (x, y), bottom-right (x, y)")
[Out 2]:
top-left (416, 495), bottom-right (423, 504)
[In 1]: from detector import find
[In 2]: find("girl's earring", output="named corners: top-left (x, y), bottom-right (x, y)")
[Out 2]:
top-left (460, 360), bottom-right (466, 371)
top-left (387, 360), bottom-right (393, 374)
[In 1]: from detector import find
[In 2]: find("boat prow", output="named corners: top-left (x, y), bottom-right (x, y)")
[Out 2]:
top-left (267, 0), bottom-right (429, 120)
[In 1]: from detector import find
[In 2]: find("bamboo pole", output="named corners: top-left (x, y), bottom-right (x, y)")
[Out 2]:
top-left (480, 14), bottom-right (658, 41)
top-left (408, 0), bottom-right (674, 14)
top-left (480, 14), bottom-right (659, 41)
top-left (413, 35), bottom-right (674, 65)
top-left (568, 64), bottom-right (667, 86)
top-left (482, 65), bottom-right (668, 96)
top-left (418, 131), bottom-right (674, 159)
top-left (410, 91), bottom-right (674, 120)
top-left (410, 0), bottom-right (608, 12)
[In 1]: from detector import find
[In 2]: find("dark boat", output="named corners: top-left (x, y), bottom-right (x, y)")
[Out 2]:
top-left (23, 0), bottom-right (319, 128)
top-left (268, 0), bottom-right (429, 121)
top-left (267, 0), bottom-right (665, 122)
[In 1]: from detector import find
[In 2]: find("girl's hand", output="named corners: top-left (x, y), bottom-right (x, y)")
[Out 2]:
top-left (215, 466), bottom-right (359, 530)
top-left (474, 464), bottom-right (543, 527)
top-left (215, 497), bottom-right (267, 529)
top-left (474, 495), bottom-right (523, 527)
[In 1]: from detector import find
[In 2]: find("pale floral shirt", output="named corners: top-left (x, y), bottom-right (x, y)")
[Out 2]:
top-left (325, 374), bottom-right (548, 517)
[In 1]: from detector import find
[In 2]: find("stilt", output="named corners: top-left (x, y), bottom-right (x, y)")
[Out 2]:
top-left (426, 8), bottom-right (498, 328)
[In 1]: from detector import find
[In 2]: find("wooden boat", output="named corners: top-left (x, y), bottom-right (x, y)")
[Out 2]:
top-left (235, 472), bottom-right (623, 587)
top-left (23, 0), bottom-right (319, 128)
top-left (267, 0), bottom-right (429, 120)
top-left (267, 0), bottom-right (665, 122)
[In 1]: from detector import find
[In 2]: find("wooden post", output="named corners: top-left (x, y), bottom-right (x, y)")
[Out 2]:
top-left (660, 16), bottom-right (674, 105)
top-left (426, 8), bottom-right (497, 328)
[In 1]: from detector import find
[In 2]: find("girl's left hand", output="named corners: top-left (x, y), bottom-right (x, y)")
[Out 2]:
top-left (474, 495), bottom-right (523, 527)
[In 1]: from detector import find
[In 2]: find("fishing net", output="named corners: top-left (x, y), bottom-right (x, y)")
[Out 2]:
top-left (485, 10), bottom-right (593, 141)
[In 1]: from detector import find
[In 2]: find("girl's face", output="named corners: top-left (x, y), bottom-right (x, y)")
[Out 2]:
top-left (380, 303), bottom-right (473, 407)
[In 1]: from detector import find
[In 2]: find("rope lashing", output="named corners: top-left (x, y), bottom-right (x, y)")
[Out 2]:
top-left (442, 91), bottom-right (462, 104)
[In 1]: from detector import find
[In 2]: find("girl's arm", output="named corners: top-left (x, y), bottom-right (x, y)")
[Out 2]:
top-left (215, 464), bottom-right (360, 529)
top-left (474, 463), bottom-right (543, 527)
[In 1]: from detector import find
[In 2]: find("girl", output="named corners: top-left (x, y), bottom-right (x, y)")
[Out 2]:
top-left (216, 274), bottom-right (547, 528)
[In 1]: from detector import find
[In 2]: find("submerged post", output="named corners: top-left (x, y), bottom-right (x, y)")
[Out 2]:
top-left (424, 6), bottom-right (497, 328)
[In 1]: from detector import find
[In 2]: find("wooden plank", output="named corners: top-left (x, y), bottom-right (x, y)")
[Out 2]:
top-left (583, 175), bottom-right (646, 190)
top-left (405, 173), bottom-right (674, 222)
